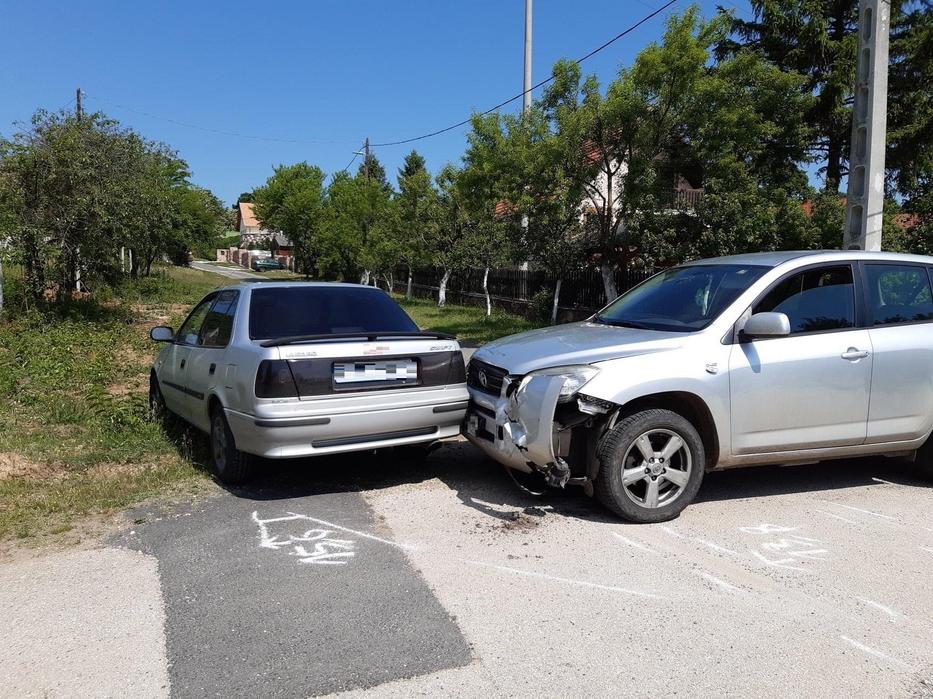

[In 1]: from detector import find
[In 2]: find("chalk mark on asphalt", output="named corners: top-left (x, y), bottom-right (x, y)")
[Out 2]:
top-left (695, 571), bottom-right (745, 593)
top-left (856, 597), bottom-right (900, 621)
top-left (611, 531), bottom-right (658, 553)
top-left (658, 525), bottom-right (739, 556)
top-left (814, 509), bottom-right (859, 525)
top-left (839, 635), bottom-right (913, 670)
top-left (461, 558), bottom-right (663, 599)
top-left (252, 512), bottom-right (359, 565)
top-left (822, 501), bottom-right (896, 521)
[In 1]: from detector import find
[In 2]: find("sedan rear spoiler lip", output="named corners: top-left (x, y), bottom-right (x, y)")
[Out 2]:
top-left (258, 331), bottom-right (456, 347)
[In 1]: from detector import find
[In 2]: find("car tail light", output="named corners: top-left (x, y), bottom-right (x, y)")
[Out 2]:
top-left (448, 352), bottom-right (466, 384)
top-left (255, 360), bottom-right (299, 398)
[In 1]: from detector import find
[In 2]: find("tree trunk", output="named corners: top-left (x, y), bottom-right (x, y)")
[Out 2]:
top-left (600, 262), bottom-right (618, 304)
top-left (0, 258), bottom-right (4, 317)
top-left (406, 266), bottom-right (413, 300)
top-left (438, 269), bottom-right (451, 307)
top-left (360, 269), bottom-right (370, 286)
top-left (825, 133), bottom-right (843, 192)
top-left (551, 277), bottom-right (562, 325)
top-left (483, 266), bottom-right (491, 317)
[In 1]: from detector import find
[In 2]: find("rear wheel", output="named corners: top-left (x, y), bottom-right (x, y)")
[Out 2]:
top-left (595, 409), bottom-right (705, 523)
top-left (149, 372), bottom-right (168, 422)
top-left (210, 406), bottom-right (255, 485)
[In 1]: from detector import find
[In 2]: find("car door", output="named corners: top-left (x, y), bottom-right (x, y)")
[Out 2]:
top-left (184, 290), bottom-right (240, 432)
top-left (861, 263), bottom-right (933, 443)
top-left (160, 294), bottom-right (216, 420)
top-left (729, 263), bottom-right (873, 455)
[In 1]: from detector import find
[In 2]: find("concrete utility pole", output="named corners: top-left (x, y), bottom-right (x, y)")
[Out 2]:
top-left (523, 0), bottom-right (533, 113)
top-left (363, 137), bottom-right (370, 181)
top-left (843, 0), bottom-right (890, 251)
top-left (76, 88), bottom-right (82, 121)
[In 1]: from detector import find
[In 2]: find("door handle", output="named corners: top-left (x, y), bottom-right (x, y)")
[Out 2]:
top-left (180, 359), bottom-right (186, 369)
top-left (841, 348), bottom-right (870, 361)
top-left (209, 363), bottom-right (216, 376)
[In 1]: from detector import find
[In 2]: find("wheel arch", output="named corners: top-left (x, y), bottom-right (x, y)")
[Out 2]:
top-left (614, 391), bottom-right (720, 469)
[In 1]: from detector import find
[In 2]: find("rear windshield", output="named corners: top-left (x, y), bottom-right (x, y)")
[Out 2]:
top-left (248, 286), bottom-right (419, 340)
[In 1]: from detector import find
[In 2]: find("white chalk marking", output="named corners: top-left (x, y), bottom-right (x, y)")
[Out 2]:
top-left (815, 509), bottom-right (859, 525)
top-left (750, 550), bottom-right (807, 572)
top-left (659, 525), bottom-right (739, 556)
top-left (823, 502), bottom-right (895, 521)
top-left (611, 531), bottom-right (656, 553)
top-left (280, 511), bottom-right (418, 551)
top-left (919, 546), bottom-right (933, 555)
top-left (839, 635), bottom-right (912, 670)
top-left (856, 597), bottom-right (899, 621)
top-left (695, 571), bottom-right (744, 593)
top-left (740, 523), bottom-right (799, 534)
top-left (871, 477), bottom-right (895, 485)
top-left (463, 559), bottom-right (662, 599)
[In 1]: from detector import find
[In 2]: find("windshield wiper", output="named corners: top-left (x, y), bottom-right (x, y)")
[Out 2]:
top-left (258, 330), bottom-right (455, 347)
top-left (592, 316), bottom-right (651, 330)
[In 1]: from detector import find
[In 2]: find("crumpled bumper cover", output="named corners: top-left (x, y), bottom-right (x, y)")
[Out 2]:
top-left (464, 374), bottom-right (567, 475)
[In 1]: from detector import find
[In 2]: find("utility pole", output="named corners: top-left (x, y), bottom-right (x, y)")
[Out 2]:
top-left (523, 0), bottom-right (533, 114)
top-left (363, 137), bottom-right (370, 182)
top-left (843, 0), bottom-right (890, 251)
top-left (76, 87), bottom-right (82, 121)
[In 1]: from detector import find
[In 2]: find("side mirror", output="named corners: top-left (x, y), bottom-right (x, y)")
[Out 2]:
top-left (149, 326), bottom-right (175, 342)
top-left (742, 312), bottom-right (790, 339)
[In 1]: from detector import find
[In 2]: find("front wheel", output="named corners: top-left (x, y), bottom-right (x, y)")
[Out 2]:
top-left (210, 406), bottom-right (255, 485)
top-left (595, 409), bottom-right (705, 523)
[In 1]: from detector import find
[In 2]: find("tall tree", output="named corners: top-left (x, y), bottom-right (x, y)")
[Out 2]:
top-left (252, 162), bottom-right (327, 276)
top-left (393, 150), bottom-right (437, 298)
top-left (429, 166), bottom-right (473, 307)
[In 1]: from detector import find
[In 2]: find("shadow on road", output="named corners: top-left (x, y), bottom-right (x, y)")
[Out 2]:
top-left (213, 435), bottom-right (929, 525)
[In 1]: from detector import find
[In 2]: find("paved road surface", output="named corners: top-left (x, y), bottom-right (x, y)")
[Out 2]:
top-left (189, 260), bottom-right (263, 280)
top-left (2, 444), bottom-right (932, 697)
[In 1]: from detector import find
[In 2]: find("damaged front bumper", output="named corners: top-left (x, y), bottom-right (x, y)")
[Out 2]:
top-left (464, 374), bottom-right (611, 487)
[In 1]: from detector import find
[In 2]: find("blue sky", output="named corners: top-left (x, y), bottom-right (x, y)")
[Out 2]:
top-left (1, 0), bottom-right (752, 206)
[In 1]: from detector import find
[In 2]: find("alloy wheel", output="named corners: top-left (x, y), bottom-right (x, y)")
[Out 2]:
top-left (619, 428), bottom-right (692, 509)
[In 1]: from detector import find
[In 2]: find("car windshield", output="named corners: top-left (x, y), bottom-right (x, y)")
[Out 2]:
top-left (594, 264), bottom-right (770, 332)
top-left (249, 286), bottom-right (419, 340)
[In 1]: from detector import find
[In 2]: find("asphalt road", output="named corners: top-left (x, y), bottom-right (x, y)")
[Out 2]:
top-left (113, 472), bottom-right (470, 698)
top-left (189, 260), bottom-right (263, 280)
top-left (3, 443), bottom-right (932, 698)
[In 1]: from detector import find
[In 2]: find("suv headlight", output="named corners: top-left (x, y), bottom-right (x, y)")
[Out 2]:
top-left (527, 365), bottom-right (599, 402)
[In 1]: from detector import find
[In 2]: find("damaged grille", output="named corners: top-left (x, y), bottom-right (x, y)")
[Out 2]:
top-left (467, 359), bottom-right (510, 396)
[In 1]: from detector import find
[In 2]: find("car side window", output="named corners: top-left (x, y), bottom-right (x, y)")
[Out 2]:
top-left (864, 264), bottom-right (933, 326)
top-left (754, 265), bottom-right (855, 334)
top-left (176, 296), bottom-right (216, 346)
top-left (199, 290), bottom-right (240, 348)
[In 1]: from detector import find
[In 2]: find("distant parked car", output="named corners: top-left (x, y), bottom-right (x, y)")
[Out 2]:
top-left (253, 258), bottom-right (286, 271)
top-left (149, 282), bottom-right (468, 483)
top-left (465, 250), bottom-right (933, 523)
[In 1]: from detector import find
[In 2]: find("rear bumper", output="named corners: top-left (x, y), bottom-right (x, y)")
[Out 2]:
top-left (225, 391), bottom-right (468, 458)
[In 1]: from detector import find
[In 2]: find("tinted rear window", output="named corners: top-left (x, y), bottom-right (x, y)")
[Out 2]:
top-left (248, 286), bottom-right (419, 340)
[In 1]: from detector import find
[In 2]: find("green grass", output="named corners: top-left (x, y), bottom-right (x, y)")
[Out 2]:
top-left (0, 266), bottom-right (535, 543)
top-left (0, 265), bottom-right (229, 542)
top-left (396, 294), bottom-right (541, 345)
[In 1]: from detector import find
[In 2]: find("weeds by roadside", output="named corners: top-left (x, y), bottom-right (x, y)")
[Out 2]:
top-left (396, 295), bottom-right (541, 345)
top-left (0, 265), bottom-right (227, 542)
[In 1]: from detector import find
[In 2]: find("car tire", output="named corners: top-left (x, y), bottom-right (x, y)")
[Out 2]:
top-left (916, 435), bottom-right (933, 481)
top-left (595, 408), bottom-right (705, 523)
top-left (210, 405), bottom-right (255, 485)
top-left (149, 372), bottom-right (169, 423)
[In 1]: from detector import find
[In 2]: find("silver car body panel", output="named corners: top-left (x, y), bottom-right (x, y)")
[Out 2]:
top-left (153, 281), bottom-right (469, 458)
top-left (466, 250), bottom-right (933, 475)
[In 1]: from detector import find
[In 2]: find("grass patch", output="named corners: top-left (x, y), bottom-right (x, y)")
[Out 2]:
top-left (0, 264), bottom-right (228, 542)
top-left (396, 294), bottom-right (541, 345)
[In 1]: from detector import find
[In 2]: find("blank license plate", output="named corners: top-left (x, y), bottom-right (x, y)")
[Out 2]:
top-left (333, 359), bottom-right (418, 385)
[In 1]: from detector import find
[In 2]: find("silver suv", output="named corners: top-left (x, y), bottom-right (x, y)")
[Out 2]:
top-left (149, 282), bottom-right (468, 483)
top-left (465, 251), bottom-right (933, 523)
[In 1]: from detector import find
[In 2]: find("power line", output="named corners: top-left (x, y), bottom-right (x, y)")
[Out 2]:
top-left (83, 93), bottom-right (357, 145)
top-left (370, 0), bottom-right (678, 148)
